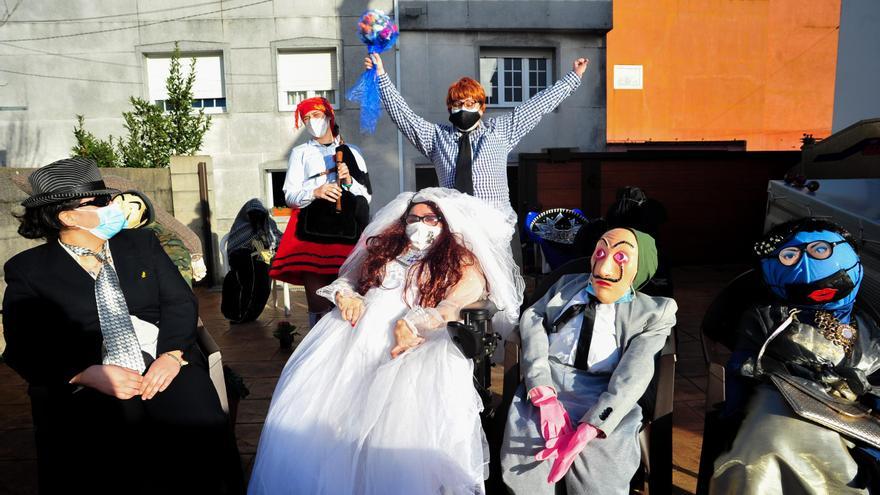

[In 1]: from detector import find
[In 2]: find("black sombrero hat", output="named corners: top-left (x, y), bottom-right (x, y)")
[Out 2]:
top-left (21, 157), bottom-right (120, 208)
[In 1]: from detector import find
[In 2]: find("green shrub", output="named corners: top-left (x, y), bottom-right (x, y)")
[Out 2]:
top-left (117, 97), bottom-right (172, 168)
top-left (71, 44), bottom-right (212, 168)
top-left (71, 115), bottom-right (122, 168)
top-left (166, 47), bottom-right (212, 156)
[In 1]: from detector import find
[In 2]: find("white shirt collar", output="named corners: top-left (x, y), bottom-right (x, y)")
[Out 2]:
top-left (307, 135), bottom-right (340, 148)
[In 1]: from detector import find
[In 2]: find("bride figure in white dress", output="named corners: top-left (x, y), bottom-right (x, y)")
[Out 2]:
top-left (248, 187), bottom-right (523, 495)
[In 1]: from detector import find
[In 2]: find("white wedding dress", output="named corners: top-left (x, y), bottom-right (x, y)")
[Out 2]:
top-left (248, 255), bottom-right (488, 495)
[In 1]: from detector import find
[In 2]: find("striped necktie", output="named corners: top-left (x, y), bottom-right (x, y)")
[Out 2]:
top-left (62, 242), bottom-right (146, 373)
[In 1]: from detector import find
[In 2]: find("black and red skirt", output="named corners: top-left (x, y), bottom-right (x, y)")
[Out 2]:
top-left (269, 209), bottom-right (354, 285)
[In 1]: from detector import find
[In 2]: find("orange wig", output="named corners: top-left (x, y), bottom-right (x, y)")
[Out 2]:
top-left (446, 77), bottom-right (487, 112)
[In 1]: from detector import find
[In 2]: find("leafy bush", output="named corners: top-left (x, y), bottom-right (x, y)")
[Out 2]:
top-left (117, 97), bottom-right (172, 168)
top-left (72, 44), bottom-right (212, 168)
top-left (165, 48), bottom-right (212, 156)
top-left (71, 115), bottom-right (121, 168)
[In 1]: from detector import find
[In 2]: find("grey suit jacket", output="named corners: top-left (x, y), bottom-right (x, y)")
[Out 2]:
top-left (520, 273), bottom-right (677, 435)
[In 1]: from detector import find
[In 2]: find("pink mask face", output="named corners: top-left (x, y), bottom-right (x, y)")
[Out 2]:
top-left (589, 228), bottom-right (639, 304)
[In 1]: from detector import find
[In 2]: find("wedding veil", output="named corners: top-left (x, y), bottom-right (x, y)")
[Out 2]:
top-left (336, 187), bottom-right (524, 338)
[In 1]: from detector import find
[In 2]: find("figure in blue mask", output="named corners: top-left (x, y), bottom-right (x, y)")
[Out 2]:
top-left (711, 218), bottom-right (880, 495)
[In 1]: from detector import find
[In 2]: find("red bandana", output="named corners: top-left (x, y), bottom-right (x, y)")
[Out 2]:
top-left (295, 97), bottom-right (335, 130)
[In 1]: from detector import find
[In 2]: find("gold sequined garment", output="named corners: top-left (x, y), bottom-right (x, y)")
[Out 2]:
top-left (815, 310), bottom-right (858, 356)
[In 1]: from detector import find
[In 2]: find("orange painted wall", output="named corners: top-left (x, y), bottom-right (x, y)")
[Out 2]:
top-left (607, 0), bottom-right (841, 150)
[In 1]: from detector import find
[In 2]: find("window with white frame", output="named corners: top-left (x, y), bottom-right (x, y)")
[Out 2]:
top-left (146, 53), bottom-right (226, 113)
top-left (479, 49), bottom-right (554, 107)
top-left (277, 50), bottom-right (338, 112)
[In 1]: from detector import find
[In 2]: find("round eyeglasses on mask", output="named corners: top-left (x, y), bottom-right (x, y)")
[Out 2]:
top-left (450, 98), bottom-right (483, 111)
top-left (766, 240), bottom-right (849, 266)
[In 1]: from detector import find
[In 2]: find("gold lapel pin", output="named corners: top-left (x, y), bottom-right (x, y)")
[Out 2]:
top-left (141, 271), bottom-right (147, 278)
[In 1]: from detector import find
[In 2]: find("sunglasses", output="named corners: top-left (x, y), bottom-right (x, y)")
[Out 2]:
top-left (404, 214), bottom-right (443, 226)
top-left (765, 240), bottom-right (849, 266)
top-left (76, 195), bottom-right (113, 209)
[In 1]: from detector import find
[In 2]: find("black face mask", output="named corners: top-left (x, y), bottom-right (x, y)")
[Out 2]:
top-left (782, 267), bottom-right (857, 306)
top-left (449, 109), bottom-right (481, 131)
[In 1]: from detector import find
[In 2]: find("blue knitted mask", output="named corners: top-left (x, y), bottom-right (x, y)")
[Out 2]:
top-left (761, 230), bottom-right (862, 314)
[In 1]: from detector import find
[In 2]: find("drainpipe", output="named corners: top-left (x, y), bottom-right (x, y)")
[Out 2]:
top-left (394, 0), bottom-right (405, 193)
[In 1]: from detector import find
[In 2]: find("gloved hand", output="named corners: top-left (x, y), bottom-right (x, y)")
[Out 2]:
top-left (529, 386), bottom-right (575, 442)
top-left (536, 422), bottom-right (600, 483)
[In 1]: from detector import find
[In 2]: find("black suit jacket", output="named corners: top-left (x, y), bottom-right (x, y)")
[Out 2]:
top-left (2, 229), bottom-right (199, 392)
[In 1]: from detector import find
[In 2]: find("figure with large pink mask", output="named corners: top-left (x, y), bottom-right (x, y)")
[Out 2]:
top-left (500, 227), bottom-right (677, 494)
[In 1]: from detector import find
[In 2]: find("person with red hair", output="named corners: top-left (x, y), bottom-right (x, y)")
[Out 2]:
top-left (270, 97), bottom-right (372, 328)
top-left (248, 188), bottom-right (524, 494)
top-left (366, 54), bottom-right (589, 264)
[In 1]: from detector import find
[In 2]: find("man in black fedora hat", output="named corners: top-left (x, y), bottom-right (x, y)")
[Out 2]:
top-left (3, 157), bottom-right (243, 494)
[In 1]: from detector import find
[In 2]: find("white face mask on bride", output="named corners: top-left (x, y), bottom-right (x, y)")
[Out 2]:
top-left (405, 222), bottom-right (443, 251)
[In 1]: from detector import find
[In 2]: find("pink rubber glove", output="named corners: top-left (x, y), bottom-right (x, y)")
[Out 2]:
top-left (536, 422), bottom-right (600, 484)
top-left (529, 386), bottom-right (575, 442)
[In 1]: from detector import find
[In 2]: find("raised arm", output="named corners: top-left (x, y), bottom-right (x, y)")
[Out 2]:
top-left (369, 54), bottom-right (439, 158)
top-left (500, 58), bottom-right (588, 149)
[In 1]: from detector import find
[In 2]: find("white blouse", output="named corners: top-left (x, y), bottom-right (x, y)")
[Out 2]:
top-left (282, 136), bottom-right (371, 209)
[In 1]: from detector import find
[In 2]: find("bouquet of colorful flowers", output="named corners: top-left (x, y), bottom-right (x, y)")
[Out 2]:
top-left (346, 9), bottom-right (399, 133)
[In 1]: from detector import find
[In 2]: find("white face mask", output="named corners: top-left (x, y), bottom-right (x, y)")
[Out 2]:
top-left (405, 222), bottom-right (443, 251)
top-left (307, 117), bottom-right (329, 138)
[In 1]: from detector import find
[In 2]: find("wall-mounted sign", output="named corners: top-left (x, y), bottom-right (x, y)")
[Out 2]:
top-left (613, 65), bottom-right (643, 90)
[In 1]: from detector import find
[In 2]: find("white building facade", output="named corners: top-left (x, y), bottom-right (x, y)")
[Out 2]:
top-left (0, 0), bottom-right (610, 257)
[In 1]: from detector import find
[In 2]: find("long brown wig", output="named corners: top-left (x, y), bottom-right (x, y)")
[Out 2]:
top-left (356, 201), bottom-right (476, 307)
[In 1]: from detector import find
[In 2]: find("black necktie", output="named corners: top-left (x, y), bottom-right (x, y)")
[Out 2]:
top-left (573, 297), bottom-right (598, 370)
top-left (454, 131), bottom-right (473, 195)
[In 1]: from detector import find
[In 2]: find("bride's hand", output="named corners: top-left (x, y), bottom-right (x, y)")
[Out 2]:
top-left (336, 293), bottom-right (364, 327)
top-left (391, 319), bottom-right (424, 358)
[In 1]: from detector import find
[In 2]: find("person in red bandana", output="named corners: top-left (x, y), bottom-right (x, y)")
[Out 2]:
top-left (270, 97), bottom-right (372, 328)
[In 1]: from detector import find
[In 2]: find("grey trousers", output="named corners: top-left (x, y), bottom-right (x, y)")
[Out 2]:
top-left (500, 364), bottom-right (643, 494)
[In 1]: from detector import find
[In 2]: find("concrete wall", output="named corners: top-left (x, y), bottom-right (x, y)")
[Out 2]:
top-left (0, 0), bottom-right (609, 280)
top-left (832, 0), bottom-right (880, 132)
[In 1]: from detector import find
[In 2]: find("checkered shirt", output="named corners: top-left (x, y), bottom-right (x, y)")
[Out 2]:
top-left (378, 71), bottom-right (582, 218)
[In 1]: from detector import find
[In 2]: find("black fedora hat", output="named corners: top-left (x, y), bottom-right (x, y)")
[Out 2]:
top-left (21, 157), bottom-right (120, 208)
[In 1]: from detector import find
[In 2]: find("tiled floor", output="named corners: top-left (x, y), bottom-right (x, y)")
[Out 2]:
top-left (0, 264), bottom-right (747, 494)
